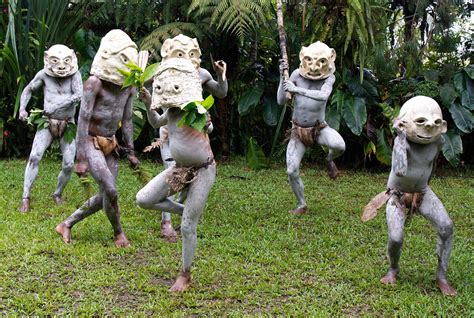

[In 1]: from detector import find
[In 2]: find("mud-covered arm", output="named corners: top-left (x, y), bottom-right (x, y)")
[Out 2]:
top-left (392, 134), bottom-right (408, 177)
top-left (19, 71), bottom-right (45, 120)
top-left (138, 87), bottom-right (168, 128)
top-left (277, 65), bottom-right (293, 105)
top-left (67, 72), bottom-right (83, 105)
top-left (428, 137), bottom-right (444, 183)
top-left (285, 74), bottom-right (335, 101)
top-left (122, 88), bottom-right (140, 167)
top-left (75, 76), bottom-right (101, 175)
top-left (201, 68), bottom-right (227, 98)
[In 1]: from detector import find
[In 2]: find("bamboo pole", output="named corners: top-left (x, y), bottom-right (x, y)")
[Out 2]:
top-left (276, 0), bottom-right (291, 100)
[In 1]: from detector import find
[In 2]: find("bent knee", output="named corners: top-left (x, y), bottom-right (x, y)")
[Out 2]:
top-left (181, 223), bottom-right (197, 237)
top-left (105, 187), bottom-right (118, 202)
top-left (287, 167), bottom-right (299, 179)
top-left (439, 219), bottom-right (454, 238)
top-left (135, 190), bottom-right (149, 209)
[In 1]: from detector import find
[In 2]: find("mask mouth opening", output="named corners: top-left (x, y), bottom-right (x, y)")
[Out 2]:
top-left (416, 134), bottom-right (432, 140)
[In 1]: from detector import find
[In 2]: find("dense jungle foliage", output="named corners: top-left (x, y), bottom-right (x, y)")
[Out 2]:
top-left (0, 0), bottom-right (472, 168)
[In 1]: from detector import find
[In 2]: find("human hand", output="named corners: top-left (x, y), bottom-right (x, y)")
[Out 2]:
top-left (19, 110), bottom-right (29, 121)
top-left (138, 87), bottom-right (152, 107)
top-left (279, 59), bottom-right (289, 74)
top-left (393, 118), bottom-right (406, 138)
top-left (75, 161), bottom-right (89, 178)
top-left (212, 60), bottom-right (227, 80)
top-left (128, 154), bottom-right (140, 169)
top-left (283, 80), bottom-right (298, 93)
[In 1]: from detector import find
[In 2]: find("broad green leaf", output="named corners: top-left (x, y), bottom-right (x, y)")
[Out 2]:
top-left (453, 72), bottom-right (465, 92)
top-left (439, 83), bottom-right (457, 107)
top-left (326, 103), bottom-right (341, 131)
top-left (461, 90), bottom-right (474, 111)
top-left (424, 69), bottom-right (440, 82)
top-left (246, 137), bottom-right (269, 170)
top-left (442, 130), bottom-right (463, 167)
top-left (196, 104), bottom-right (207, 114)
top-left (238, 86), bottom-right (264, 115)
top-left (202, 95), bottom-right (215, 110)
top-left (465, 65), bottom-right (474, 79)
top-left (262, 97), bottom-right (280, 127)
top-left (125, 61), bottom-right (142, 72)
top-left (141, 63), bottom-right (159, 82)
top-left (132, 100), bottom-right (146, 140)
top-left (63, 123), bottom-right (77, 144)
top-left (342, 96), bottom-right (367, 136)
top-left (448, 101), bottom-right (473, 133)
top-left (117, 68), bottom-right (132, 77)
top-left (192, 113), bottom-right (208, 132)
top-left (181, 101), bottom-right (198, 111)
top-left (122, 75), bottom-right (136, 88)
top-left (375, 128), bottom-right (392, 166)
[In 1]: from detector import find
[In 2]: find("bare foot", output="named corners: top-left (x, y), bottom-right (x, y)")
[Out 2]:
top-left (437, 278), bottom-right (457, 296)
top-left (169, 271), bottom-right (191, 293)
top-left (289, 207), bottom-right (307, 215)
top-left (380, 269), bottom-right (398, 285)
top-left (161, 221), bottom-right (178, 243)
top-left (114, 233), bottom-right (130, 247)
top-left (55, 222), bottom-right (72, 244)
top-left (327, 161), bottom-right (339, 180)
top-left (52, 194), bottom-right (64, 205)
top-left (19, 198), bottom-right (30, 213)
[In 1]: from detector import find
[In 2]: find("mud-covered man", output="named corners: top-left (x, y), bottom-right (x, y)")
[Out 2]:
top-left (56, 30), bottom-right (139, 247)
top-left (18, 44), bottom-right (82, 212)
top-left (277, 41), bottom-right (345, 215)
top-left (144, 34), bottom-right (227, 242)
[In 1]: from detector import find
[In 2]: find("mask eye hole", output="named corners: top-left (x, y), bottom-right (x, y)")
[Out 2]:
top-left (64, 58), bottom-right (71, 64)
top-left (174, 85), bottom-right (181, 92)
top-left (320, 58), bottom-right (327, 64)
top-left (415, 118), bottom-right (426, 125)
top-left (434, 119), bottom-right (442, 125)
top-left (304, 56), bottom-right (311, 62)
top-left (155, 85), bottom-right (163, 93)
top-left (50, 58), bottom-right (59, 64)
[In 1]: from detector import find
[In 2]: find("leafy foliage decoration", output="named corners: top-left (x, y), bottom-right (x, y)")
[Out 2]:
top-left (178, 95), bottom-right (215, 132)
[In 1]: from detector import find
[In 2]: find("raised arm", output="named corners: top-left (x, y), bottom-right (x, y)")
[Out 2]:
top-left (138, 88), bottom-right (168, 128)
top-left (122, 87), bottom-right (140, 167)
top-left (19, 71), bottom-right (45, 121)
top-left (392, 119), bottom-right (408, 177)
top-left (284, 74), bottom-right (335, 102)
top-left (200, 66), bottom-right (227, 98)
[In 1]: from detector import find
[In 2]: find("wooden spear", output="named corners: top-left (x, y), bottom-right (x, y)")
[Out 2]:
top-left (276, 0), bottom-right (291, 100)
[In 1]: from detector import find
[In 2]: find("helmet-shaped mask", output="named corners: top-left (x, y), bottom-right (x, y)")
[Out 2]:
top-left (43, 44), bottom-right (78, 78)
top-left (90, 29), bottom-right (138, 85)
top-left (299, 41), bottom-right (336, 80)
top-left (397, 96), bottom-right (447, 144)
top-left (151, 58), bottom-right (202, 110)
top-left (161, 34), bottom-right (201, 69)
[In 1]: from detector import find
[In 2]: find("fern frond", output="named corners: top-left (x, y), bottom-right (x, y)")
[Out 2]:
top-left (139, 22), bottom-right (205, 60)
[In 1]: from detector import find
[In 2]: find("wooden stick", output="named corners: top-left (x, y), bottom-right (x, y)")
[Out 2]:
top-left (276, 0), bottom-right (291, 100)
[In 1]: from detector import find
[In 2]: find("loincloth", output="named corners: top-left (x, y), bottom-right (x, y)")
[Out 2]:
top-left (286, 121), bottom-right (328, 147)
top-left (166, 157), bottom-right (214, 193)
top-left (91, 135), bottom-right (118, 156)
top-left (47, 117), bottom-right (72, 138)
top-left (361, 188), bottom-right (424, 222)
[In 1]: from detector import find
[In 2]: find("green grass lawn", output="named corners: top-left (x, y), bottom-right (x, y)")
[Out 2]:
top-left (0, 157), bottom-right (472, 315)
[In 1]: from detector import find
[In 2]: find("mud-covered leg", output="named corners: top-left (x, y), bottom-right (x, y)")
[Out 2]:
top-left (20, 129), bottom-right (54, 212)
top-left (52, 135), bottom-right (76, 203)
top-left (93, 153), bottom-right (129, 247)
top-left (317, 126), bottom-right (345, 180)
top-left (55, 193), bottom-right (103, 244)
top-left (381, 194), bottom-right (406, 285)
top-left (136, 166), bottom-right (184, 214)
top-left (170, 163), bottom-right (216, 293)
top-left (286, 137), bottom-right (307, 214)
top-left (418, 187), bottom-right (456, 296)
top-left (160, 136), bottom-right (179, 242)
